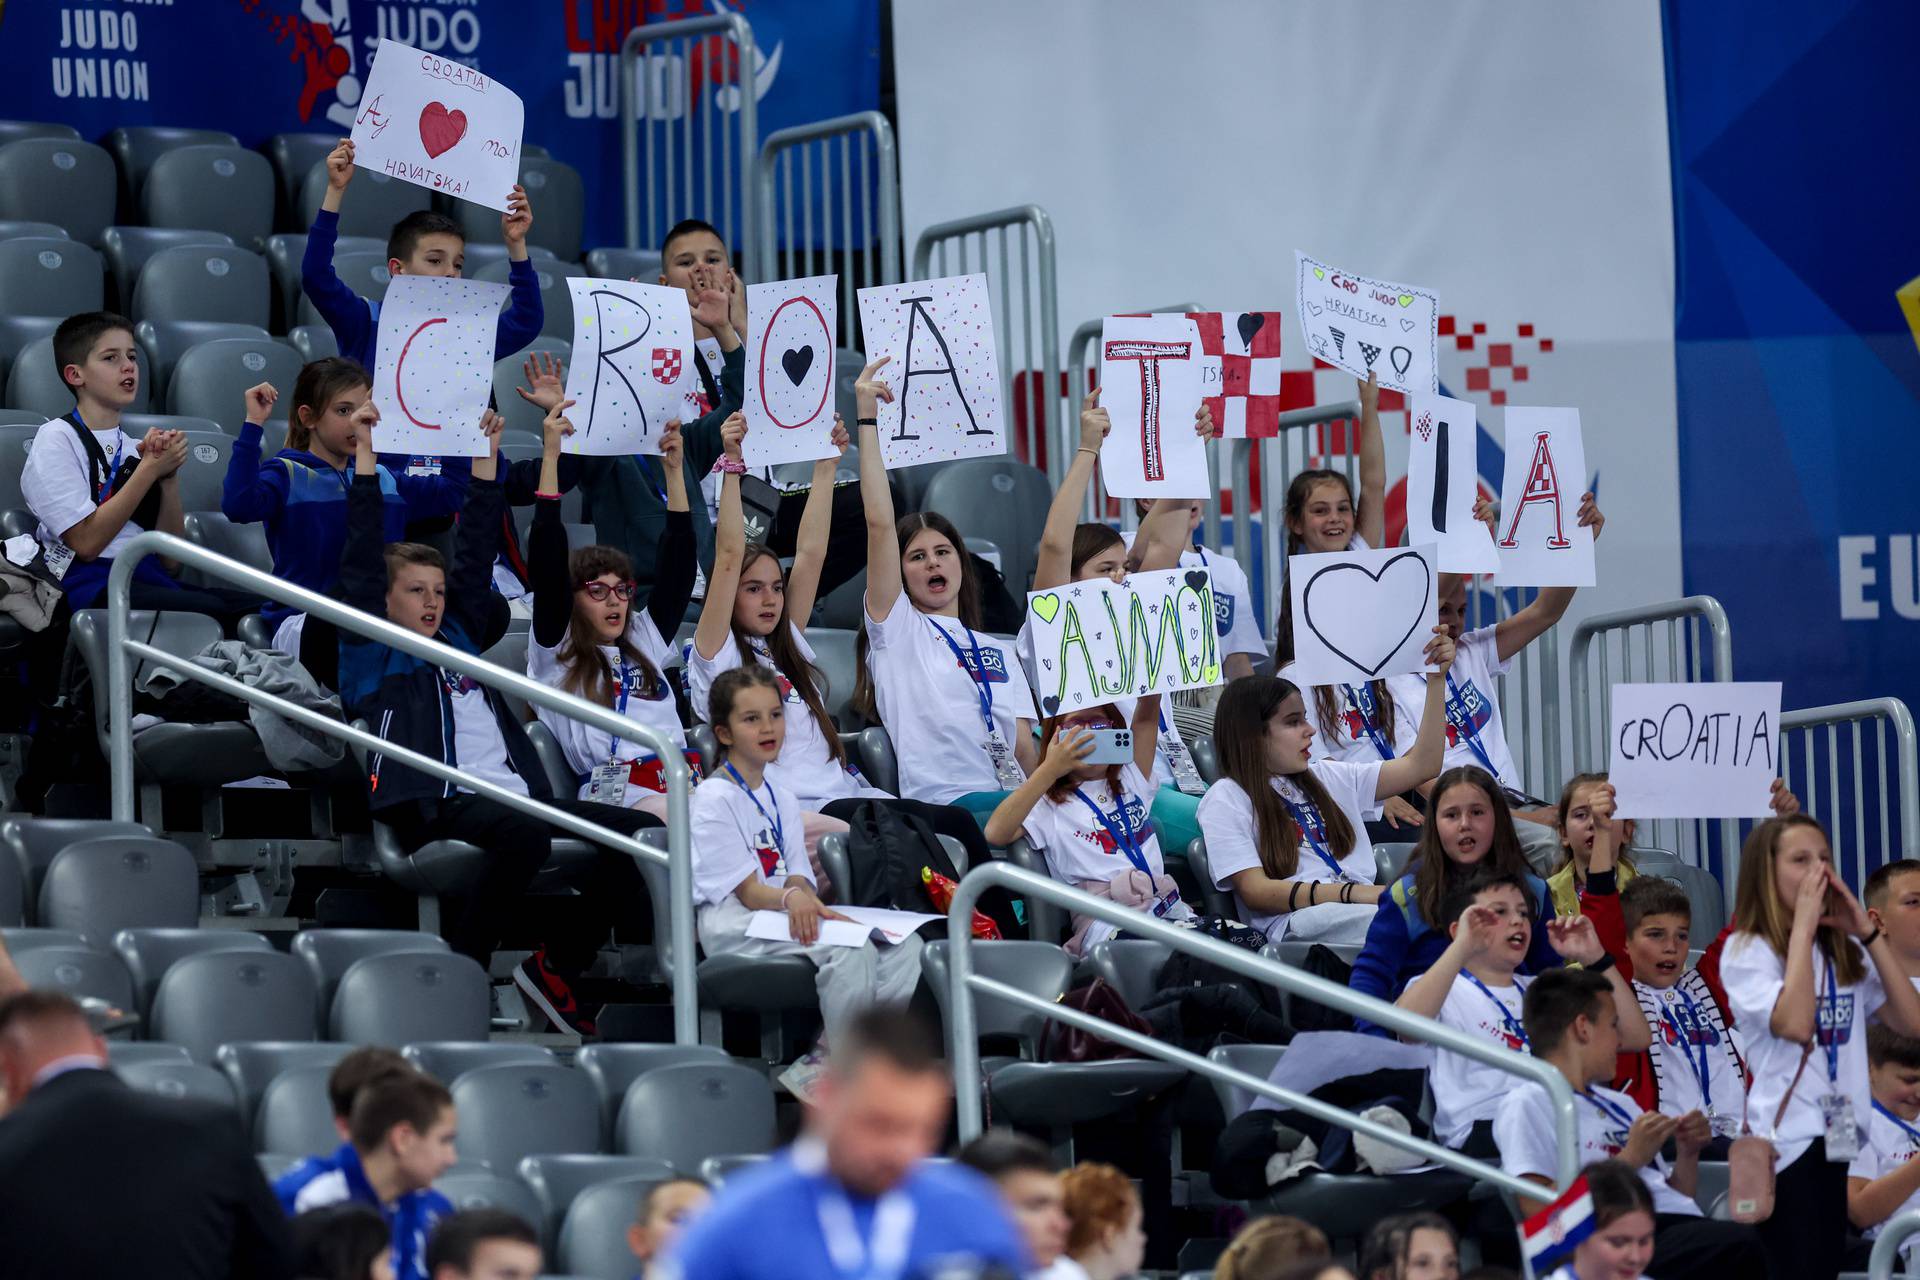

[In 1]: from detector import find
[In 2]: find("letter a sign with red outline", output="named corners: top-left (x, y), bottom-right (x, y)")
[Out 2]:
top-left (1493, 406), bottom-right (1595, 587)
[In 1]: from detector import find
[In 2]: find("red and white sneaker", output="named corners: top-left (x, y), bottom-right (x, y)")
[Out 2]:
top-left (512, 948), bottom-right (597, 1037)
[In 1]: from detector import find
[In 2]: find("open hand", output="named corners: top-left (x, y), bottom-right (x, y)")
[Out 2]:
top-left (1382, 794), bottom-right (1424, 830)
top-left (516, 351), bottom-right (565, 411)
top-left (1546, 915), bottom-right (1604, 965)
top-left (688, 266), bottom-right (732, 333)
top-left (1455, 902), bottom-right (1507, 961)
top-left (1822, 872), bottom-right (1875, 940)
top-left (244, 382), bottom-right (278, 425)
top-left (1043, 726), bottom-right (1097, 781)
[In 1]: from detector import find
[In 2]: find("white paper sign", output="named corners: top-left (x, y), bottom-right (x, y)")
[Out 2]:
top-left (560, 278), bottom-right (693, 457)
top-left (1294, 250), bottom-right (1439, 394)
top-left (1609, 682), bottom-right (1782, 819)
top-left (743, 274), bottom-right (840, 468)
top-left (856, 273), bottom-right (1005, 468)
top-left (1097, 314), bottom-right (1210, 498)
top-left (1407, 393), bottom-right (1499, 574)
top-left (1024, 567), bottom-right (1224, 716)
top-left (745, 905), bottom-right (942, 948)
top-left (351, 39), bottom-right (523, 212)
top-left (1493, 406), bottom-right (1595, 587)
top-left (371, 274), bottom-right (508, 457)
top-left (1284, 545), bottom-right (1440, 686)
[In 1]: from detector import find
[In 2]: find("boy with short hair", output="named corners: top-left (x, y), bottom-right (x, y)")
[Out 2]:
top-left (274, 1071), bottom-right (459, 1280)
top-left (1847, 1023), bottom-right (1920, 1266)
top-left (957, 1130), bottom-right (1072, 1277)
top-left (626, 1178), bottom-right (712, 1280)
top-left (1394, 865), bottom-right (1647, 1154)
top-left (1865, 859), bottom-right (1920, 989)
top-left (426, 1208), bottom-right (542, 1280)
top-left (1492, 968), bottom-right (1766, 1274)
top-left (324, 1046), bottom-right (416, 1141)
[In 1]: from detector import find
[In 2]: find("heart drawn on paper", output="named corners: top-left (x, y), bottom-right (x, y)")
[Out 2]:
top-left (1183, 570), bottom-right (1208, 593)
top-left (1031, 593), bottom-right (1061, 623)
top-left (1042, 694), bottom-right (1062, 718)
top-left (1312, 267), bottom-right (1326, 280)
top-left (1415, 411), bottom-right (1432, 443)
top-left (1305, 301), bottom-right (1324, 317)
top-left (780, 345), bottom-right (814, 386)
top-left (1397, 293), bottom-right (1414, 307)
top-left (419, 102), bottom-right (467, 159)
top-left (1236, 313), bottom-right (1265, 350)
top-left (1400, 318), bottom-right (1416, 332)
top-left (1302, 551), bottom-right (1432, 677)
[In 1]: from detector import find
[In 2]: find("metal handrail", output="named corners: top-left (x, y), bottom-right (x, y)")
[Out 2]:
top-left (104, 532), bottom-right (699, 1045)
top-left (944, 863), bottom-right (1579, 1205)
top-left (1870, 1208), bottom-right (1920, 1278)
top-left (621, 12), bottom-right (758, 277)
top-left (1781, 697), bottom-right (1920, 885)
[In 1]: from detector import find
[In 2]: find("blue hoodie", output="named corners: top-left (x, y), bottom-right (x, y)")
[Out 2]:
top-left (273, 1141), bottom-right (452, 1280)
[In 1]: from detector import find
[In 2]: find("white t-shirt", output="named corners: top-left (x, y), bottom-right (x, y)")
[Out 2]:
top-left (1722, 931), bottom-right (1884, 1168)
top-left (689, 771), bottom-right (811, 908)
top-left (528, 612), bottom-right (684, 799)
top-left (1431, 969), bottom-right (1533, 1148)
top-left (864, 593), bottom-right (1036, 805)
top-left (20, 415), bottom-right (141, 577)
top-left (1195, 759), bottom-right (1381, 940)
top-left (1494, 1079), bottom-right (1703, 1218)
top-left (1024, 763), bottom-right (1188, 949)
top-left (1283, 661), bottom-right (1419, 820)
top-left (443, 669), bottom-right (528, 797)
top-left (1389, 625), bottom-right (1522, 793)
top-left (685, 625), bottom-right (887, 809)
top-left (1849, 1103), bottom-right (1920, 1254)
top-left (1637, 979), bottom-right (1747, 1122)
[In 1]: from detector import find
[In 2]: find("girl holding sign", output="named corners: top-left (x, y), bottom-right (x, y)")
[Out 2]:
top-left (1195, 629), bottom-right (1453, 947)
top-left (523, 395), bottom-right (701, 822)
top-left (853, 358), bottom-right (1041, 826)
top-left (685, 412), bottom-right (994, 871)
top-left (1720, 814), bottom-right (1920, 1280)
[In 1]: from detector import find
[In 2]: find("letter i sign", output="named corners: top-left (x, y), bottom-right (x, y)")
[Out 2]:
top-left (1499, 431), bottom-right (1569, 548)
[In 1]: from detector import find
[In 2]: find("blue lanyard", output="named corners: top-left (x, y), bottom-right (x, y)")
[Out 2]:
top-left (1341, 683), bottom-right (1396, 760)
top-left (1074, 785), bottom-right (1151, 880)
top-left (1580, 1089), bottom-right (1638, 1131)
top-left (606, 659), bottom-right (633, 762)
top-left (1820, 958), bottom-right (1842, 1085)
top-left (1657, 988), bottom-right (1715, 1107)
top-left (724, 762), bottom-right (784, 862)
top-left (1874, 1101), bottom-right (1920, 1150)
top-left (638, 455), bottom-right (669, 504)
top-left (925, 617), bottom-right (997, 735)
top-left (1277, 784), bottom-right (1354, 882)
top-left (1463, 971), bottom-right (1528, 1046)
top-left (73, 412), bottom-right (124, 505)
top-left (1444, 673), bottom-right (1501, 778)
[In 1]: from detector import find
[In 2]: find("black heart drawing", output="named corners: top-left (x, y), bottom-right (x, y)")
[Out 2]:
top-left (1302, 551), bottom-right (1432, 677)
top-left (1184, 570), bottom-right (1208, 592)
top-left (780, 346), bottom-right (814, 386)
top-left (1237, 313), bottom-right (1265, 350)
top-left (1042, 694), bottom-right (1061, 717)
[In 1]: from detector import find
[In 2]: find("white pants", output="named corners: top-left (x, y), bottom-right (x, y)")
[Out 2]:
top-left (1273, 900), bottom-right (1377, 946)
top-left (697, 895), bottom-right (923, 1038)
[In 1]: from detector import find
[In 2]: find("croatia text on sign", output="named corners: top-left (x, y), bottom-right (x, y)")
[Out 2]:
top-left (743, 274), bottom-right (840, 468)
top-left (1099, 314), bottom-right (1210, 499)
top-left (1294, 251), bottom-right (1439, 394)
top-left (1285, 544), bottom-right (1440, 687)
top-left (1406, 393), bottom-right (1499, 574)
top-left (1494, 405), bottom-right (1594, 587)
top-left (351, 38), bottom-right (523, 212)
top-left (1608, 681), bottom-right (1782, 820)
top-left (1025, 568), bottom-right (1224, 716)
top-left (856, 273), bottom-right (1005, 469)
top-left (560, 278), bottom-right (693, 457)
top-left (371, 274), bottom-right (508, 456)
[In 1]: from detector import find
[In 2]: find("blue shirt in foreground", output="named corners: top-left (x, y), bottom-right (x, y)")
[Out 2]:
top-left (273, 1141), bottom-right (452, 1280)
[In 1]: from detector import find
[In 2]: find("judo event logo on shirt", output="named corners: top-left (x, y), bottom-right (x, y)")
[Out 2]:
top-left (1816, 993), bottom-right (1856, 1047)
top-left (1444, 677), bottom-right (1494, 747)
top-left (753, 827), bottom-right (786, 879)
top-left (1213, 590), bottom-right (1236, 636)
top-left (620, 661), bottom-right (669, 703)
top-left (954, 645), bottom-right (1011, 684)
top-left (1085, 794), bottom-right (1153, 854)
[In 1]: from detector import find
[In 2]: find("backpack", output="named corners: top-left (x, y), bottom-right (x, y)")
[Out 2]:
top-left (840, 801), bottom-right (1024, 939)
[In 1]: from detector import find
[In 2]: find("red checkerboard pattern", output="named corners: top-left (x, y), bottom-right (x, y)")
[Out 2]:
top-left (1443, 315), bottom-right (1553, 406)
top-left (651, 347), bottom-right (683, 386)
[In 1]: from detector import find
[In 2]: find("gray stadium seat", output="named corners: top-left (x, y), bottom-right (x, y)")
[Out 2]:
top-left (462, 243), bottom-right (559, 276)
top-left (403, 1042), bottom-right (556, 1085)
top-left (615, 1061), bottom-right (777, 1172)
top-left (459, 157), bottom-right (586, 263)
top-left (1089, 938), bottom-right (1172, 1011)
top-left (182, 512), bottom-right (274, 583)
top-left (920, 456), bottom-right (1054, 594)
top-left (107, 1040), bottom-right (193, 1068)
top-left (298, 250), bottom-right (390, 329)
top-left (0, 816), bottom-right (151, 925)
top-left (143, 145), bottom-right (274, 250)
top-left (293, 928), bottom-right (453, 1029)
top-left (0, 139), bottom-right (117, 243)
top-left (0, 420), bottom-right (42, 517)
top-left (1653, 863), bottom-right (1728, 941)
top-left (1374, 841), bottom-right (1418, 885)
top-left (0, 121), bottom-right (80, 146)
top-left (574, 1043), bottom-right (731, 1144)
top-left (152, 949), bottom-right (318, 1063)
top-left (106, 126), bottom-right (241, 201)
top-left (266, 231), bottom-right (383, 329)
top-left (854, 726), bottom-right (899, 795)
top-left (214, 1041), bottom-right (353, 1142)
top-left (806, 628), bottom-right (859, 724)
top-left (436, 1168), bottom-right (545, 1225)
top-left (474, 256), bottom-right (583, 342)
top-left (519, 1154), bottom-right (676, 1249)
top-left (119, 1058), bottom-right (241, 1110)
top-left (165, 333), bottom-right (301, 422)
top-left (1185, 837), bottom-right (1238, 919)
top-left (833, 348), bottom-right (864, 430)
top-left (0, 841), bottom-right (21, 927)
top-left (0, 315), bottom-right (61, 399)
top-left (8, 333), bottom-right (150, 417)
top-left (0, 927), bottom-right (87, 953)
top-left (583, 246), bottom-right (663, 282)
top-left (329, 950), bottom-right (491, 1045)
top-left (255, 1063), bottom-right (341, 1156)
top-left (150, 429), bottom-right (245, 512)
top-left (265, 133), bottom-right (337, 219)
top-left (132, 244), bottom-right (271, 329)
top-left (286, 323), bottom-right (339, 363)
top-left (922, 939), bottom-right (1072, 1059)
top-left (102, 229), bottom-right (239, 318)
top-left (0, 220), bottom-right (68, 241)
top-left (1189, 733), bottom-right (1221, 784)
top-left (37, 835), bottom-right (198, 948)
top-left (299, 162), bottom-right (420, 241)
top-left (560, 1175), bottom-right (669, 1280)
top-left (1205, 1042), bottom-right (1289, 1118)
top-left (0, 237), bottom-right (104, 316)
top-left (112, 926), bottom-right (273, 1018)
top-left (451, 1062), bottom-right (603, 1171)
top-left (257, 1152), bottom-right (304, 1181)
top-left (120, 413), bottom-right (223, 436)
top-left (10, 943), bottom-right (135, 1008)
top-left (698, 1152), bottom-right (770, 1187)
top-left (1001, 838), bottom-right (1067, 944)
top-left (132, 319), bottom-right (269, 402)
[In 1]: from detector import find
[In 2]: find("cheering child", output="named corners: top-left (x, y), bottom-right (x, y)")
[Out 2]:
top-left (1546, 773), bottom-right (1640, 918)
top-left (1720, 814), bottom-right (1920, 1280)
top-left (524, 396), bottom-right (700, 822)
top-left (1864, 859), bottom-right (1920, 987)
top-left (1846, 1024), bottom-right (1920, 1269)
top-left (1195, 636), bottom-right (1452, 947)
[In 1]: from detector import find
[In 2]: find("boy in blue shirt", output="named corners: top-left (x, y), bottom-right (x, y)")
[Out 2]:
top-left (275, 1071), bottom-right (458, 1280)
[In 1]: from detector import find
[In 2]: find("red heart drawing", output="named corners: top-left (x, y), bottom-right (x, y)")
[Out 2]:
top-left (418, 102), bottom-right (467, 159)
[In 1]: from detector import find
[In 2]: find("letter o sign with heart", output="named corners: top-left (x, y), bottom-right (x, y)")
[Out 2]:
top-left (743, 273), bottom-right (843, 469)
top-left (1284, 544), bottom-right (1441, 686)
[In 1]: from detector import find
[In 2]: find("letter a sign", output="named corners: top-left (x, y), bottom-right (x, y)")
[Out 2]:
top-left (1494, 406), bottom-right (1595, 587)
top-left (856, 273), bottom-right (1006, 469)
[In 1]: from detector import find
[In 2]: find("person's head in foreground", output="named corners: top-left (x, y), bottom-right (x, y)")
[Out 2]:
top-left (1522, 967), bottom-right (1624, 1084)
top-left (426, 1208), bottom-right (541, 1280)
top-left (0, 989), bottom-right (105, 1106)
top-left (325, 1045), bottom-right (415, 1139)
top-left (627, 1177), bottom-right (712, 1277)
top-left (1213, 1213), bottom-right (1331, 1280)
top-left (1359, 1210), bottom-right (1461, 1280)
top-left (816, 1006), bottom-right (951, 1198)
top-left (957, 1129), bottom-right (1069, 1270)
top-left (349, 1072), bottom-right (459, 1196)
top-left (1560, 1160), bottom-right (1656, 1280)
top-left (1060, 1161), bottom-right (1146, 1280)
top-left (291, 1202), bottom-right (396, 1280)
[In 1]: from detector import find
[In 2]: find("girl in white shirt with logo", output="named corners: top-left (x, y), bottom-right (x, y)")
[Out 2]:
top-left (853, 358), bottom-right (1039, 827)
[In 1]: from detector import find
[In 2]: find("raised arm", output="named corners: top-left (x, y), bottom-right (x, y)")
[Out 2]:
top-left (1124, 405), bottom-right (1214, 575)
top-left (856, 357), bottom-right (901, 622)
top-left (1396, 902), bottom-right (1494, 1025)
top-left (984, 727), bottom-right (1093, 846)
top-left (693, 414), bottom-right (750, 662)
top-left (447, 412), bottom-right (507, 639)
top-left (1034, 390), bottom-right (1107, 591)
top-left (1491, 494), bottom-right (1604, 662)
top-left (645, 420), bottom-right (697, 638)
top-left (1356, 373), bottom-right (1386, 550)
top-left (340, 404), bottom-right (390, 615)
top-left (1835, 870), bottom-right (1920, 1037)
top-left (1546, 914), bottom-right (1651, 1049)
top-left (529, 398), bottom-right (578, 651)
top-left (221, 383), bottom-right (289, 524)
top-left (301, 140), bottom-right (374, 356)
top-left (1769, 860), bottom-right (1827, 1043)
top-left (785, 415), bottom-right (849, 626)
top-left (1376, 629), bottom-right (1456, 798)
top-left (1128, 693), bottom-right (1164, 778)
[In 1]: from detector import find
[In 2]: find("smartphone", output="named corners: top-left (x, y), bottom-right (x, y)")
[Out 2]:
top-left (1081, 727), bottom-right (1133, 765)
